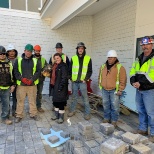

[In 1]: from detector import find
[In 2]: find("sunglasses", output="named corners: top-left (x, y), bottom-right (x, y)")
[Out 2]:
top-left (0, 53), bottom-right (6, 55)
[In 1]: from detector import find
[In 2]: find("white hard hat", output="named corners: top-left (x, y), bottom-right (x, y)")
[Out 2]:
top-left (7, 44), bottom-right (15, 51)
top-left (107, 50), bottom-right (117, 57)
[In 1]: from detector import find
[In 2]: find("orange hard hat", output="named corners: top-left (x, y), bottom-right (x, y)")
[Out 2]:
top-left (34, 45), bottom-right (41, 51)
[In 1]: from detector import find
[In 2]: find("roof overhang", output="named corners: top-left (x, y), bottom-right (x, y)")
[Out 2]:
top-left (40, 0), bottom-right (96, 29)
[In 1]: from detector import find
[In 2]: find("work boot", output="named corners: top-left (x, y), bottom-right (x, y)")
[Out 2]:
top-left (57, 113), bottom-right (64, 124)
top-left (15, 117), bottom-right (22, 123)
top-left (30, 116), bottom-right (40, 121)
top-left (111, 121), bottom-right (117, 127)
top-left (132, 129), bottom-right (148, 136)
top-left (2, 119), bottom-right (12, 125)
top-left (102, 119), bottom-right (110, 123)
top-left (84, 114), bottom-right (91, 120)
top-left (37, 108), bottom-right (44, 112)
top-left (51, 111), bottom-right (59, 120)
top-left (67, 112), bottom-right (75, 117)
top-left (149, 135), bottom-right (154, 143)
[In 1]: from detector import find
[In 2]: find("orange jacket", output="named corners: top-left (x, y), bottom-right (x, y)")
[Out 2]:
top-left (98, 62), bottom-right (127, 91)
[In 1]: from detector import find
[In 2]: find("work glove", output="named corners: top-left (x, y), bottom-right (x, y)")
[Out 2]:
top-left (26, 79), bottom-right (33, 86)
top-left (21, 78), bottom-right (28, 85)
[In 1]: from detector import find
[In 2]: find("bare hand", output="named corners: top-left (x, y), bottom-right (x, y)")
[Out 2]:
top-left (132, 82), bottom-right (140, 89)
top-left (116, 91), bottom-right (122, 96)
top-left (10, 86), bottom-right (15, 93)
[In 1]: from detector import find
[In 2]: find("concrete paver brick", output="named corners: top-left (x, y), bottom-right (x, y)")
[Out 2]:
top-left (48, 135), bottom-right (59, 144)
top-left (124, 143), bottom-right (130, 153)
top-left (122, 132), bottom-right (140, 145)
top-left (78, 127), bottom-right (94, 135)
top-left (100, 137), bottom-right (126, 154)
top-left (113, 131), bottom-right (125, 139)
top-left (80, 133), bottom-right (95, 141)
top-left (60, 132), bottom-right (69, 138)
top-left (78, 121), bottom-right (93, 131)
top-left (74, 147), bottom-right (89, 154)
top-left (90, 146), bottom-right (100, 154)
top-left (40, 128), bottom-right (51, 135)
top-left (84, 140), bottom-right (99, 152)
top-left (130, 143), bottom-right (151, 154)
top-left (146, 143), bottom-right (154, 154)
top-left (100, 123), bottom-right (114, 135)
top-left (139, 135), bottom-right (149, 144)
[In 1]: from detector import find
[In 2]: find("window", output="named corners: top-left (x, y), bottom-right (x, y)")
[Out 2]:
top-left (136, 35), bottom-right (154, 57)
top-left (0, 0), bottom-right (9, 8)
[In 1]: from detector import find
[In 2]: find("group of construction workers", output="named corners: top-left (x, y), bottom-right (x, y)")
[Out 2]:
top-left (0, 36), bottom-right (154, 142)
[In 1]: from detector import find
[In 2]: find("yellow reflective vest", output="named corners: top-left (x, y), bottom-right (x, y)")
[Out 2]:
top-left (130, 57), bottom-right (154, 83)
top-left (16, 57), bottom-right (39, 85)
top-left (72, 55), bottom-right (90, 81)
top-left (41, 57), bottom-right (46, 68)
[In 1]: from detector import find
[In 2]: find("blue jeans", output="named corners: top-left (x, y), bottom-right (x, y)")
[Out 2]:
top-left (102, 89), bottom-right (120, 122)
top-left (136, 89), bottom-right (154, 135)
top-left (70, 82), bottom-right (90, 115)
top-left (0, 88), bottom-right (10, 120)
top-left (36, 81), bottom-right (44, 108)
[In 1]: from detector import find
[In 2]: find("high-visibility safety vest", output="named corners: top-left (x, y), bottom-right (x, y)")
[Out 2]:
top-left (130, 57), bottom-right (154, 83)
top-left (99, 63), bottom-right (122, 92)
top-left (0, 62), bottom-right (13, 90)
top-left (51, 54), bottom-right (66, 64)
top-left (72, 55), bottom-right (90, 81)
top-left (16, 57), bottom-right (39, 85)
top-left (41, 57), bottom-right (46, 68)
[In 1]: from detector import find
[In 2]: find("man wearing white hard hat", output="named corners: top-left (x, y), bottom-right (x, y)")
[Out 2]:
top-left (98, 50), bottom-right (127, 127)
top-left (6, 44), bottom-right (18, 117)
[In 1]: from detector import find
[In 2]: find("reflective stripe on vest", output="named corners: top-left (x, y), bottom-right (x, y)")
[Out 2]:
top-left (16, 58), bottom-right (39, 85)
top-left (0, 62), bottom-right (13, 89)
top-left (72, 55), bottom-right (90, 81)
top-left (99, 63), bottom-right (122, 92)
top-left (130, 57), bottom-right (154, 83)
top-left (41, 57), bottom-right (46, 68)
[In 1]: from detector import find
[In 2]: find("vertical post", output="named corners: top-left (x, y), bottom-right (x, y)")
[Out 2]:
top-left (26, 0), bottom-right (28, 11)
top-left (9, 0), bottom-right (11, 9)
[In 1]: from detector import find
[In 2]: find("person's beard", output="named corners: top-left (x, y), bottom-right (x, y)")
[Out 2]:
top-left (35, 53), bottom-right (40, 57)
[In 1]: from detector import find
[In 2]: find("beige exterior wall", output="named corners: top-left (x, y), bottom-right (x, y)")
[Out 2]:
top-left (135, 0), bottom-right (154, 38)
top-left (0, 8), bottom-right (92, 94)
top-left (91, 0), bottom-right (137, 94)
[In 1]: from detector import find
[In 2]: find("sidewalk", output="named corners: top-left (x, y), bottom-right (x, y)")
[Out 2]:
top-left (0, 95), bottom-right (144, 154)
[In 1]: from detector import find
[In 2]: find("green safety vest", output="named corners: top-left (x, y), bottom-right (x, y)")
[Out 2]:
top-left (0, 62), bottom-right (13, 89)
top-left (16, 57), bottom-right (39, 85)
top-left (130, 57), bottom-right (154, 83)
top-left (41, 57), bottom-right (46, 68)
top-left (99, 63), bottom-right (122, 92)
top-left (72, 55), bottom-right (90, 81)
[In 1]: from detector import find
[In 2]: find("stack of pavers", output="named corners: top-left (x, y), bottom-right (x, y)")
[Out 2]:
top-left (62, 121), bottom-right (154, 154)
top-left (78, 121), bottom-right (95, 142)
top-left (121, 132), bottom-right (151, 153)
